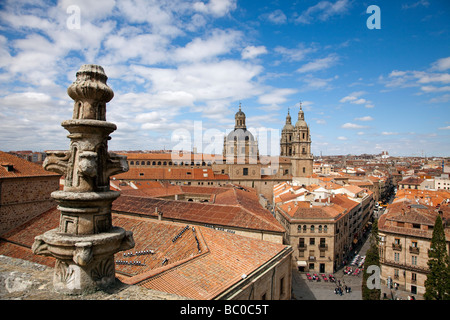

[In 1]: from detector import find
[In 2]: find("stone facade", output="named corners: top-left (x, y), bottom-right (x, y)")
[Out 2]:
top-left (378, 199), bottom-right (450, 297)
top-left (280, 104), bottom-right (313, 180)
top-left (0, 151), bottom-right (60, 236)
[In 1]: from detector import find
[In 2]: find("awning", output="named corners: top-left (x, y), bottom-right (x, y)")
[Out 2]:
top-left (297, 261), bottom-right (307, 267)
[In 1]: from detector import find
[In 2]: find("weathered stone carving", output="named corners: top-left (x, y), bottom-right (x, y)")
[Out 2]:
top-left (33, 64), bottom-right (134, 295)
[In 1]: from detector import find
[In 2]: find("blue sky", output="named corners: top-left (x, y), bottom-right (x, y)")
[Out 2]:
top-left (0, 0), bottom-right (449, 157)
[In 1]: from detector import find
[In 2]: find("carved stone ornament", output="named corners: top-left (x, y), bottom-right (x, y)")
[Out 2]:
top-left (33, 65), bottom-right (134, 295)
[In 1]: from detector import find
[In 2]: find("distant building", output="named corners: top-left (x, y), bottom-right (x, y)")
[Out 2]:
top-left (273, 181), bottom-right (374, 273)
top-left (280, 104), bottom-right (314, 182)
top-left (378, 197), bottom-right (450, 297)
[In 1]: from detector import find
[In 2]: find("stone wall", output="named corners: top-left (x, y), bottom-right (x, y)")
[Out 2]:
top-left (0, 255), bottom-right (185, 300)
top-left (0, 176), bottom-right (60, 235)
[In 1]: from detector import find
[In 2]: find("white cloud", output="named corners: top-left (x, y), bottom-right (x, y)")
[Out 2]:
top-left (296, 54), bottom-right (338, 73)
top-left (381, 132), bottom-right (398, 135)
top-left (337, 136), bottom-right (347, 140)
top-left (340, 91), bottom-right (374, 108)
top-left (266, 9), bottom-right (287, 24)
top-left (354, 116), bottom-right (374, 121)
top-left (274, 44), bottom-right (317, 62)
top-left (438, 126), bottom-right (450, 130)
top-left (172, 29), bottom-right (241, 63)
top-left (296, 0), bottom-right (351, 24)
top-left (341, 123), bottom-right (367, 129)
top-left (431, 57), bottom-right (450, 71)
top-left (193, 0), bottom-right (237, 17)
top-left (241, 45), bottom-right (268, 60)
top-left (258, 88), bottom-right (297, 106)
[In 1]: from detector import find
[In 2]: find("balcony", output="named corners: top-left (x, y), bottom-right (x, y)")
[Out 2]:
top-left (409, 246), bottom-right (420, 254)
top-left (319, 244), bottom-right (328, 251)
top-left (392, 243), bottom-right (402, 251)
top-left (298, 244), bottom-right (307, 251)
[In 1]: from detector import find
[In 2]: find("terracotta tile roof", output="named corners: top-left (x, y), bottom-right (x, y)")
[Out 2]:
top-left (133, 224), bottom-right (290, 300)
top-left (112, 167), bottom-right (230, 181)
top-left (278, 201), bottom-right (345, 221)
top-left (379, 199), bottom-right (450, 240)
top-left (399, 177), bottom-right (425, 185)
top-left (0, 151), bottom-right (59, 178)
top-left (0, 206), bottom-right (59, 267)
top-left (394, 189), bottom-right (450, 207)
top-left (0, 205), bottom-right (291, 300)
top-left (112, 193), bottom-right (285, 233)
top-left (118, 152), bottom-right (223, 162)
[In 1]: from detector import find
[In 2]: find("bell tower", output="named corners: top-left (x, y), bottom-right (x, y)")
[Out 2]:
top-left (289, 102), bottom-right (313, 179)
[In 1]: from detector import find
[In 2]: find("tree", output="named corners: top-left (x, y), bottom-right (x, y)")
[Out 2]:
top-left (362, 219), bottom-right (381, 300)
top-left (424, 215), bottom-right (450, 300)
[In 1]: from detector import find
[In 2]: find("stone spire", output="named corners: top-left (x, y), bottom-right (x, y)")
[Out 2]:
top-left (32, 64), bottom-right (134, 294)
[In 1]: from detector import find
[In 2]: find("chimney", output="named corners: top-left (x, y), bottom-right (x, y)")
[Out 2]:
top-left (156, 207), bottom-right (163, 221)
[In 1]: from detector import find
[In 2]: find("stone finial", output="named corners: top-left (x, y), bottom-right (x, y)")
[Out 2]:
top-left (67, 64), bottom-right (114, 121)
top-left (33, 64), bottom-right (134, 295)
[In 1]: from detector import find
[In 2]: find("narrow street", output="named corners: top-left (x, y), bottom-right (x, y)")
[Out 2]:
top-left (292, 231), bottom-right (372, 300)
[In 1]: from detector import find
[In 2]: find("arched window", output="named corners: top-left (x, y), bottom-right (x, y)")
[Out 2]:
top-left (157, 161), bottom-right (161, 165)
top-left (303, 225), bottom-right (307, 232)
top-left (324, 225), bottom-right (328, 233)
top-left (130, 161), bottom-right (134, 165)
top-left (310, 225), bottom-right (315, 233)
top-left (152, 161), bottom-right (156, 165)
top-left (146, 161), bottom-right (150, 165)
top-left (163, 161), bottom-right (167, 165)
top-left (297, 225), bottom-right (302, 233)
top-left (318, 225), bottom-right (322, 233)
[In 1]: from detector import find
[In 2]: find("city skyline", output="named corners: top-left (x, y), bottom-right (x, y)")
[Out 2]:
top-left (0, 0), bottom-right (449, 157)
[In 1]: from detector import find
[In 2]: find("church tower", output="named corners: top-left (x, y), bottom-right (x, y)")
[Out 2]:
top-left (280, 108), bottom-right (294, 156)
top-left (223, 103), bottom-right (259, 164)
top-left (281, 103), bottom-right (313, 179)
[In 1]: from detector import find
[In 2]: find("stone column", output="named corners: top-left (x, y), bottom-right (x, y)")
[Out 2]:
top-left (32, 64), bottom-right (134, 295)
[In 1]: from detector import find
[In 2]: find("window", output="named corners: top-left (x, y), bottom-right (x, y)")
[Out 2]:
top-left (309, 238), bottom-right (315, 245)
top-left (243, 168), bottom-right (248, 176)
top-left (394, 269), bottom-right (399, 279)
top-left (394, 252), bottom-right (400, 262)
top-left (303, 225), bottom-right (307, 233)
top-left (299, 238), bottom-right (305, 248)
top-left (303, 167), bottom-right (306, 173)
top-left (324, 225), bottom-right (328, 233)
top-left (310, 225), bottom-right (315, 233)
top-left (297, 225), bottom-right (302, 233)
top-left (279, 277), bottom-right (285, 298)
top-left (318, 225), bottom-right (322, 233)
top-left (411, 256), bottom-right (417, 266)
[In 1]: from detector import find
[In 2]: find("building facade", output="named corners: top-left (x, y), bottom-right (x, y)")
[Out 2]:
top-left (378, 198), bottom-right (450, 297)
top-left (280, 104), bottom-right (313, 180)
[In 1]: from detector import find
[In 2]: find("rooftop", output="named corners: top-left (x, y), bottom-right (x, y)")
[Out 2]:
top-left (0, 151), bottom-right (59, 179)
top-left (0, 205), bottom-right (291, 300)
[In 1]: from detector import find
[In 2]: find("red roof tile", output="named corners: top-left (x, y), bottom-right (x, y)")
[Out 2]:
top-left (0, 151), bottom-right (59, 178)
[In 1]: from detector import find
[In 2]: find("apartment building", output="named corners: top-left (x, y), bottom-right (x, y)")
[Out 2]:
top-left (378, 198), bottom-right (450, 296)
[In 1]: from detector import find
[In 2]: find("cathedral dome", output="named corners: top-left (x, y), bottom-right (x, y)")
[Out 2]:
top-left (226, 128), bottom-right (255, 142)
